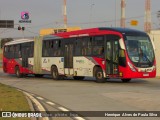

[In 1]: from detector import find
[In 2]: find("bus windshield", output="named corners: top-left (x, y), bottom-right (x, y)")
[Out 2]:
top-left (125, 35), bottom-right (154, 67)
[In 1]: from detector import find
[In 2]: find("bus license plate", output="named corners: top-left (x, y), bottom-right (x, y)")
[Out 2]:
top-left (143, 73), bottom-right (149, 77)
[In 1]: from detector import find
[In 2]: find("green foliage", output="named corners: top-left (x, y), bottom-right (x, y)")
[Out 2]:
top-left (0, 38), bottom-right (13, 48)
top-left (0, 83), bottom-right (31, 120)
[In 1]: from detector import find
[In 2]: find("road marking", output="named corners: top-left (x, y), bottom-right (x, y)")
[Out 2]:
top-left (37, 97), bottom-right (44, 100)
top-left (75, 117), bottom-right (86, 120)
top-left (58, 107), bottom-right (69, 111)
top-left (17, 89), bottom-right (21, 91)
top-left (46, 101), bottom-right (55, 105)
top-left (30, 93), bottom-right (34, 96)
top-left (23, 92), bottom-right (49, 120)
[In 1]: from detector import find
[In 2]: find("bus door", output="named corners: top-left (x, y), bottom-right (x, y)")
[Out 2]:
top-left (21, 44), bottom-right (29, 68)
top-left (64, 42), bottom-right (74, 75)
top-left (106, 35), bottom-right (119, 77)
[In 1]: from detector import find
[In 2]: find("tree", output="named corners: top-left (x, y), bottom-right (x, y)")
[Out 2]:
top-left (0, 38), bottom-right (13, 48)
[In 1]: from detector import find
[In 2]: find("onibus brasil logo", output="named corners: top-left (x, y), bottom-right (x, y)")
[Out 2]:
top-left (19, 11), bottom-right (31, 23)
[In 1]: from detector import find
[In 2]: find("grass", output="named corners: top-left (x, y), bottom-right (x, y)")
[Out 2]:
top-left (0, 83), bottom-right (31, 120)
top-left (0, 49), bottom-right (2, 68)
top-left (0, 53), bottom-right (2, 68)
top-left (0, 53), bottom-right (2, 60)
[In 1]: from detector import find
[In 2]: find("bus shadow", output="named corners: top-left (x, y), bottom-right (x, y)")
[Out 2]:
top-left (8, 74), bottom-right (149, 84)
top-left (105, 79), bottom-right (148, 84)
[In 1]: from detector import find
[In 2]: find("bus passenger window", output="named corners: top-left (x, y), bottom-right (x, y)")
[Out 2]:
top-left (43, 41), bottom-right (49, 57)
top-left (82, 48), bottom-right (86, 55)
top-left (58, 40), bottom-right (61, 48)
top-left (74, 39), bottom-right (81, 56)
top-left (29, 43), bottom-right (34, 57)
top-left (81, 39), bottom-right (87, 55)
top-left (99, 47), bottom-right (104, 54)
top-left (10, 45), bottom-right (14, 58)
top-left (87, 37), bottom-right (92, 55)
top-left (92, 36), bottom-right (104, 57)
top-left (14, 45), bottom-right (19, 58)
top-left (4, 46), bottom-right (8, 58)
top-left (106, 43), bottom-right (111, 60)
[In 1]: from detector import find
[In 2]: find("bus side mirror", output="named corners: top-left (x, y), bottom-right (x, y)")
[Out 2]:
top-left (119, 49), bottom-right (126, 67)
top-left (119, 49), bottom-right (125, 57)
top-left (119, 38), bottom-right (125, 50)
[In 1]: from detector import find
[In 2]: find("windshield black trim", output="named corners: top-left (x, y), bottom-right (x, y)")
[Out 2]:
top-left (123, 34), bottom-right (155, 68)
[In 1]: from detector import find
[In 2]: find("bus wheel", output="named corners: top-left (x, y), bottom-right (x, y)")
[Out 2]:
top-left (15, 66), bottom-right (23, 78)
top-left (121, 79), bottom-right (131, 83)
top-left (51, 66), bottom-right (59, 80)
top-left (95, 67), bottom-right (105, 83)
top-left (73, 76), bottom-right (85, 80)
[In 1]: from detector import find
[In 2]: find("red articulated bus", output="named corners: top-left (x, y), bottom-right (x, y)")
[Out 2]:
top-left (3, 27), bottom-right (156, 83)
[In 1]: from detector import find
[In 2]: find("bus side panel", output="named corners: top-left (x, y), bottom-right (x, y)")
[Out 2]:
top-left (41, 57), bottom-right (64, 75)
top-left (28, 58), bottom-right (34, 73)
top-left (3, 59), bottom-right (16, 74)
top-left (3, 58), bottom-right (12, 73)
top-left (3, 58), bottom-right (22, 74)
top-left (15, 58), bottom-right (34, 74)
top-left (73, 57), bottom-right (98, 77)
top-left (3, 57), bottom-right (34, 74)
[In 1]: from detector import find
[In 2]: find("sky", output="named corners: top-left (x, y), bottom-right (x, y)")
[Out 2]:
top-left (0, 0), bottom-right (160, 38)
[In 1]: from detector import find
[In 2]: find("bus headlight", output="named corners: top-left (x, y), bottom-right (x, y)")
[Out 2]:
top-left (102, 61), bottom-right (105, 65)
top-left (119, 72), bottom-right (123, 77)
top-left (153, 65), bottom-right (156, 71)
top-left (127, 62), bottom-right (136, 72)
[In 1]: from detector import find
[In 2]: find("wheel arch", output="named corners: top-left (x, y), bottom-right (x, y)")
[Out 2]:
top-left (93, 65), bottom-right (101, 77)
top-left (14, 65), bottom-right (20, 73)
top-left (51, 64), bottom-right (58, 72)
top-left (14, 65), bottom-right (23, 78)
top-left (51, 64), bottom-right (60, 75)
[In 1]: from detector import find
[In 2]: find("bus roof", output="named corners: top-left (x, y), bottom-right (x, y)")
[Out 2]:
top-left (49, 27), bottom-right (147, 38)
top-left (99, 27), bottom-right (147, 36)
top-left (5, 38), bottom-right (34, 46)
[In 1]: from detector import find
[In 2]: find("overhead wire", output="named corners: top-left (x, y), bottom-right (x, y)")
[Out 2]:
top-left (0, 11), bottom-right (158, 37)
top-left (21, 11), bottom-right (158, 29)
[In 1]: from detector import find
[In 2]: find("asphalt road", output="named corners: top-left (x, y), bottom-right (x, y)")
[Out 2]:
top-left (0, 69), bottom-right (160, 120)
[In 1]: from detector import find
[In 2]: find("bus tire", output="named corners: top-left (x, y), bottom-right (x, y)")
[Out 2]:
top-left (73, 76), bottom-right (85, 80)
top-left (15, 66), bottom-right (23, 78)
top-left (121, 79), bottom-right (131, 83)
top-left (95, 67), bottom-right (105, 83)
top-left (51, 66), bottom-right (59, 80)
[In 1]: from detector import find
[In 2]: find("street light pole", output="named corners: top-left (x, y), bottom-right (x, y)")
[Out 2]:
top-left (121, 0), bottom-right (126, 28)
top-left (0, 8), bottom-right (1, 20)
top-left (90, 0), bottom-right (94, 27)
top-left (63, 0), bottom-right (67, 28)
top-left (115, 0), bottom-right (117, 27)
top-left (157, 10), bottom-right (160, 28)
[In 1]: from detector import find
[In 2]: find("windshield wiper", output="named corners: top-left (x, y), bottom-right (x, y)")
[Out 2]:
top-left (138, 49), bottom-right (152, 66)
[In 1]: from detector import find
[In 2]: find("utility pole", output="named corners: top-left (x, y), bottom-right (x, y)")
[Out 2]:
top-left (63, 0), bottom-right (67, 28)
top-left (90, 0), bottom-right (94, 27)
top-left (157, 10), bottom-right (160, 28)
top-left (120, 0), bottom-right (126, 28)
top-left (115, 0), bottom-right (117, 27)
top-left (0, 8), bottom-right (1, 20)
top-left (144, 0), bottom-right (151, 32)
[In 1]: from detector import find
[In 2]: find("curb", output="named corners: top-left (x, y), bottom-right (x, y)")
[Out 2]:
top-left (22, 91), bottom-right (49, 120)
top-left (25, 96), bottom-right (37, 120)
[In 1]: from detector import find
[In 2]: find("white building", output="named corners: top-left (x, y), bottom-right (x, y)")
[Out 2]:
top-left (149, 30), bottom-right (160, 76)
